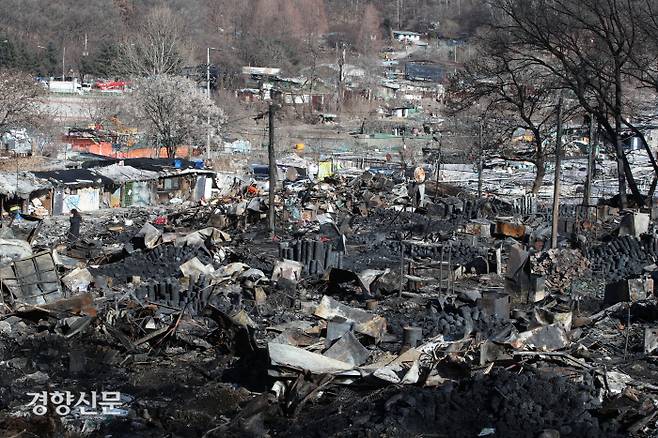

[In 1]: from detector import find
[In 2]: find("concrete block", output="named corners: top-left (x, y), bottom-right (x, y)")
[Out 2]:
top-left (619, 211), bottom-right (650, 237)
top-left (507, 244), bottom-right (529, 279)
top-left (645, 328), bottom-right (658, 354)
top-left (528, 275), bottom-right (546, 303)
top-left (479, 291), bottom-right (510, 319)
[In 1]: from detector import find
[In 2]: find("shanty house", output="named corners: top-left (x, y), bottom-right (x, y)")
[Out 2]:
top-left (393, 30), bottom-right (421, 43)
top-left (0, 172), bottom-right (52, 216)
top-left (93, 163), bottom-right (160, 208)
top-left (85, 158), bottom-right (216, 205)
top-left (390, 106), bottom-right (415, 118)
top-left (122, 159), bottom-right (215, 204)
top-left (33, 169), bottom-right (113, 215)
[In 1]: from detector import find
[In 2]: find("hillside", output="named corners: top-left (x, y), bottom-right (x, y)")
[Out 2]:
top-left (0, 0), bottom-right (488, 78)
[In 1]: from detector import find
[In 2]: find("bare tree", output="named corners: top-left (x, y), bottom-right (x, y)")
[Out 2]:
top-left (116, 6), bottom-right (189, 77)
top-left (627, 0), bottom-right (658, 89)
top-left (356, 3), bottom-right (383, 54)
top-left (251, 0), bottom-right (328, 38)
top-left (83, 95), bottom-right (121, 127)
top-left (302, 0), bottom-right (330, 36)
top-left (127, 75), bottom-right (225, 158)
top-left (485, 0), bottom-right (658, 207)
top-left (0, 69), bottom-right (45, 135)
top-left (451, 37), bottom-right (578, 194)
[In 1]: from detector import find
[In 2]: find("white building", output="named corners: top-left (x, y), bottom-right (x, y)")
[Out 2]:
top-left (48, 78), bottom-right (82, 94)
top-left (393, 30), bottom-right (421, 44)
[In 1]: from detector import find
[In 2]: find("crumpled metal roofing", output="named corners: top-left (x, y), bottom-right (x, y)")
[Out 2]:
top-left (0, 171), bottom-right (52, 199)
top-left (93, 164), bottom-right (160, 183)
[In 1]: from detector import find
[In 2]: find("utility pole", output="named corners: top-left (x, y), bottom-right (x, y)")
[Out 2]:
top-left (435, 134), bottom-right (442, 203)
top-left (397, 0), bottom-right (401, 29)
top-left (551, 97), bottom-right (563, 249)
top-left (206, 47), bottom-right (212, 99)
top-left (337, 44), bottom-right (345, 114)
top-left (62, 46), bottom-right (66, 81)
top-left (268, 103), bottom-right (276, 234)
top-left (477, 119), bottom-right (484, 199)
top-left (206, 47), bottom-right (215, 159)
top-left (583, 114), bottom-right (595, 218)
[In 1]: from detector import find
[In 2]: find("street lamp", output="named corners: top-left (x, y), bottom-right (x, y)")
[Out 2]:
top-left (206, 47), bottom-right (218, 159)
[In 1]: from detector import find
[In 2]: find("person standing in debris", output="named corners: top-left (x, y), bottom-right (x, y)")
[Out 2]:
top-left (69, 209), bottom-right (82, 242)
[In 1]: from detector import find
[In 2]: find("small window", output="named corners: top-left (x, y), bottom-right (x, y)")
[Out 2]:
top-left (159, 178), bottom-right (180, 190)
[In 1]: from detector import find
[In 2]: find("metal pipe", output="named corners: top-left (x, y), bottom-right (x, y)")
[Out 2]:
top-left (403, 326), bottom-right (423, 348)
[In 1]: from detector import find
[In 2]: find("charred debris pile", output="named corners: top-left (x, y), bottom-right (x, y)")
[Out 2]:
top-left (0, 170), bottom-right (657, 437)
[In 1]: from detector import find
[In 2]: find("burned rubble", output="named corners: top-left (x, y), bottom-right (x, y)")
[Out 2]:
top-left (0, 165), bottom-right (657, 438)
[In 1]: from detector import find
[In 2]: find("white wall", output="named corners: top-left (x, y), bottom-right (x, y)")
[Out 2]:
top-left (62, 187), bottom-right (100, 213)
top-left (396, 34), bottom-right (420, 43)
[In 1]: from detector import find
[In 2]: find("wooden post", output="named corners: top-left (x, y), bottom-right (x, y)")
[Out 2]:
top-left (583, 114), bottom-right (595, 218)
top-left (268, 104), bottom-right (276, 234)
top-left (477, 119), bottom-right (484, 199)
top-left (439, 244), bottom-right (444, 292)
top-left (448, 242), bottom-right (453, 294)
top-left (399, 239), bottom-right (405, 297)
top-left (337, 44), bottom-right (345, 114)
top-left (435, 135), bottom-right (442, 203)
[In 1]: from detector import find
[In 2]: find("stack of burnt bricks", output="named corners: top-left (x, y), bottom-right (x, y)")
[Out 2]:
top-left (132, 275), bottom-right (213, 315)
top-left (278, 239), bottom-right (344, 275)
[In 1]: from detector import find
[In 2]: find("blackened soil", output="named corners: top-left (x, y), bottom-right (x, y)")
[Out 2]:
top-left (269, 370), bottom-right (623, 438)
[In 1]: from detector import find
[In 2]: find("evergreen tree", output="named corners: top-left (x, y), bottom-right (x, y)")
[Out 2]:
top-left (17, 46), bottom-right (38, 74)
top-left (38, 42), bottom-right (59, 77)
top-left (82, 42), bottom-right (118, 78)
top-left (0, 37), bottom-right (17, 69)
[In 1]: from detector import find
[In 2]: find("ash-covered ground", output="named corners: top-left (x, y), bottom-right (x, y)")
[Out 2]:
top-left (0, 173), bottom-right (656, 438)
